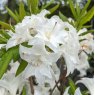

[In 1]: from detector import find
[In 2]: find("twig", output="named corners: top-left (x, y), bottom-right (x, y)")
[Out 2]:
top-left (29, 76), bottom-right (34, 95)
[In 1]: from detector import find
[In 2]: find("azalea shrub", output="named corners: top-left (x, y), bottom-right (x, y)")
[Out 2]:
top-left (0, 0), bottom-right (94, 95)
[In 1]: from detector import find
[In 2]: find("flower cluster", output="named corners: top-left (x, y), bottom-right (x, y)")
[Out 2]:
top-left (0, 10), bottom-right (94, 95)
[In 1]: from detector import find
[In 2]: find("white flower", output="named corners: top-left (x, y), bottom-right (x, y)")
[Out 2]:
top-left (20, 38), bottom-right (60, 66)
top-left (60, 26), bottom-right (80, 76)
top-left (0, 87), bottom-right (9, 95)
top-left (76, 78), bottom-right (94, 95)
top-left (20, 38), bottom-right (60, 84)
top-left (6, 10), bottom-right (49, 50)
top-left (76, 51), bottom-right (90, 76)
top-left (15, 10), bottom-right (49, 34)
top-left (78, 28), bottom-right (94, 54)
top-left (6, 29), bottom-right (32, 50)
top-left (6, 9), bottom-right (80, 77)
top-left (28, 13), bottom-right (80, 76)
top-left (35, 16), bottom-right (79, 52)
top-left (0, 61), bottom-right (25, 95)
top-left (0, 73), bottom-right (25, 95)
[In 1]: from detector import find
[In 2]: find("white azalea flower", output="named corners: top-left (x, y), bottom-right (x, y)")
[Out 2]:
top-left (0, 73), bottom-right (25, 95)
top-left (76, 52), bottom-right (90, 76)
top-left (28, 13), bottom-right (80, 76)
top-left (15, 10), bottom-right (49, 34)
top-left (35, 16), bottom-right (79, 52)
top-left (0, 87), bottom-right (9, 95)
top-left (60, 27), bottom-right (80, 76)
top-left (23, 63), bottom-right (60, 95)
top-left (76, 78), bottom-right (94, 95)
top-left (20, 38), bottom-right (60, 65)
top-left (0, 61), bottom-right (25, 95)
top-left (6, 10), bottom-right (49, 50)
top-left (6, 9), bottom-right (80, 77)
top-left (6, 29), bottom-right (32, 50)
top-left (78, 28), bottom-right (94, 54)
top-left (20, 39), bottom-right (60, 84)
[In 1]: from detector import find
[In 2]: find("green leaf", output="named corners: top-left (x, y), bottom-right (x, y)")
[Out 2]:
top-left (11, 46), bottom-right (20, 62)
top-left (0, 30), bottom-right (11, 39)
top-left (42, 0), bottom-right (54, 9)
top-left (59, 11), bottom-right (68, 21)
top-left (0, 21), bottom-right (12, 30)
top-left (82, 25), bottom-right (92, 28)
top-left (80, 0), bottom-right (91, 16)
top-left (16, 59), bottom-right (28, 76)
top-left (15, 10), bottom-right (20, 19)
top-left (79, 30), bottom-right (94, 36)
top-left (68, 0), bottom-right (77, 19)
top-left (22, 86), bottom-right (26, 95)
top-left (0, 48), bottom-right (6, 58)
top-left (6, 7), bottom-right (19, 22)
top-left (0, 50), bottom-right (13, 78)
top-left (0, 36), bottom-right (7, 44)
top-left (79, 6), bottom-right (94, 28)
top-left (19, 2), bottom-right (26, 21)
top-left (49, 4), bottom-right (60, 14)
top-left (21, 42), bottom-right (32, 48)
top-left (69, 78), bottom-right (76, 94)
top-left (82, 90), bottom-right (89, 95)
top-left (0, 46), bottom-right (20, 78)
top-left (76, 3), bottom-right (81, 16)
top-left (28, 0), bottom-right (39, 14)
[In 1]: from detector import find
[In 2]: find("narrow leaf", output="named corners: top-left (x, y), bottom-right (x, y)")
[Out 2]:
top-left (79, 30), bottom-right (94, 36)
top-left (0, 30), bottom-right (11, 39)
top-left (19, 2), bottom-right (26, 20)
top-left (22, 86), bottom-right (26, 95)
top-left (6, 7), bottom-right (19, 22)
top-left (0, 46), bottom-right (20, 78)
top-left (0, 21), bottom-right (12, 30)
top-left (16, 60), bottom-right (28, 76)
top-left (59, 11), bottom-right (68, 21)
top-left (81, 0), bottom-right (91, 16)
top-left (28, 0), bottom-right (39, 14)
top-left (11, 45), bottom-right (20, 62)
top-left (76, 3), bottom-right (81, 16)
top-left (0, 48), bottom-right (6, 58)
top-left (42, 0), bottom-right (54, 9)
top-left (79, 7), bottom-right (94, 28)
top-left (49, 4), bottom-right (60, 14)
top-left (69, 78), bottom-right (76, 94)
top-left (0, 50), bottom-right (12, 78)
top-left (0, 36), bottom-right (7, 44)
top-left (68, 0), bottom-right (77, 19)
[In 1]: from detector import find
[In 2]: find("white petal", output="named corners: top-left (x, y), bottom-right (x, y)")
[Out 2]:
top-left (74, 88), bottom-right (82, 95)
top-left (76, 78), bottom-right (94, 95)
top-left (63, 87), bottom-right (70, 95)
